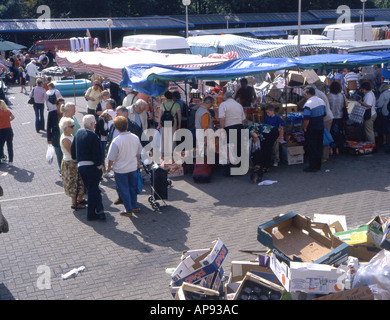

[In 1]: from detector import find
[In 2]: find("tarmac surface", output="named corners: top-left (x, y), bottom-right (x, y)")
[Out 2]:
top-left (0, 82), bottom-right (390, 300)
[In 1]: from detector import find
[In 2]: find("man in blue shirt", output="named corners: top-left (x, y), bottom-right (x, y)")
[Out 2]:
top-left (302, 87), bottom-right (326, 172)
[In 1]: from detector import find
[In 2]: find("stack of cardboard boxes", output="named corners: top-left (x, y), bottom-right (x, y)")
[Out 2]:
top-left (169, 212), bottom-right (390, 300)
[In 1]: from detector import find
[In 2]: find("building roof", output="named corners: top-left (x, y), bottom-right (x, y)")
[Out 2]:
top-left (0, 17), bottom-right (191, 33)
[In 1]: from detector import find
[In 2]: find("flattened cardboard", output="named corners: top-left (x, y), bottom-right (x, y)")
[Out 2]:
top-left (313, 286), bottom-right (374, 300)
top-left (175, 282), bottom-right (220, 300)
top-left (257, 212), bottom-right (349, 266)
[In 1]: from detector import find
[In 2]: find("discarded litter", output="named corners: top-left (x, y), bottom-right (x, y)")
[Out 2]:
top-left (61, 266), bottom-right (86, 280)
top-left (169, 212), bottom-right (390, 300)
top-left (258, 180), bottom-right (278, 186)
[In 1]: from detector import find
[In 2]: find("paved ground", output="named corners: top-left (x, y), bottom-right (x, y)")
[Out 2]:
top-left (0, 83), bottom-right (390, 300)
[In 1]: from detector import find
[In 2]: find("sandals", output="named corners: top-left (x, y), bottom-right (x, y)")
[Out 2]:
top-left (71, 204), bottom-right (86, 209)
top-left (77, 199), bottom-right (88, 205)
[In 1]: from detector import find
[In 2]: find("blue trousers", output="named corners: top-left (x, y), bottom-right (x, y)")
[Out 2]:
top-left (114, 170), bottom-right (137, 213)
top-left (304, 128), bottom-right (324, 170)
top-left (33, 103), bottom-right (45, 132)
top-left (0, 127), bottom-right (13, 162)
top-left (78, 165), bottom-right (104, 220)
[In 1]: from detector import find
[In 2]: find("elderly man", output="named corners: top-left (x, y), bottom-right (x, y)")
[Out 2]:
top-left (107, 116), bottom-right (142, 217)
top-left (302, 86), bottom-right (327, 172)
top-left (128, 99), bottom-right (148, 134)
top-left (71, 115), bottom-right (106, 221)
top-left (26, 60), bottom-right (39, 91)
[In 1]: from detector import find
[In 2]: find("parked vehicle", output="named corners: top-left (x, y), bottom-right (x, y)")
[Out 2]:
top-left (122, 35), bottom-right (192, 54)
top-left (28, 37), bottom-right (98, 58)
top-left (322, 23), bottom-right (373, 42)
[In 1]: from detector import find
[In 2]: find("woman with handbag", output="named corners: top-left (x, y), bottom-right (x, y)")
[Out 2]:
top-left (0, 99), bottom-right (14, 167)
top-left (360, 82), bottom-right (377, 143)
top-left (29, 78), bottom-right (47, 133)
top-left (328, 81), bottom-right (348, 155)
top-left (59, 117), bottom-right (86, 210)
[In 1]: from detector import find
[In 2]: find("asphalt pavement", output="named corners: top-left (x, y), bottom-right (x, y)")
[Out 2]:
top-left (1, 83), bottom-right (390, 300)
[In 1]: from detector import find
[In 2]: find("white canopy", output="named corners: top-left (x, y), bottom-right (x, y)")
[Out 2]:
top-left (56, 47), bottom-right (228, 84)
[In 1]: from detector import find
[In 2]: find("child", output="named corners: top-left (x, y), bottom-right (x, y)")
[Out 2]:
top-left (19, 67), bottom-right (27, 94)
top-left (264, 104), bottom-right (286, 167)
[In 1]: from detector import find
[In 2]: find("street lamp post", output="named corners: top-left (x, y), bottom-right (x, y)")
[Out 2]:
top-left (182, 0), bottom-right (191, 38)
top-left (225, 15), bottom-right (231, 29)
top-left (361, 0), bottom-right (367, 41)
top-left (106, 18), bottom-right (113, 49)
top-left (297, 0), bottom-right (301, 57)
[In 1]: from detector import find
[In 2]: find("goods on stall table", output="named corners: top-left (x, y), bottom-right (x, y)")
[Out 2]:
top-left (344, 141), bottom-right (376, 155)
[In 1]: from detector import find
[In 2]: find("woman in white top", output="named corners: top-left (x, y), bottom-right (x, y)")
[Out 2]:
top-left (59, 117), bottom-right (86, 210)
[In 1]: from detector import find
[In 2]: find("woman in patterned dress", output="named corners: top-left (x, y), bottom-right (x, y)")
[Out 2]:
top-left (59, 117), bottom-right (86, 209)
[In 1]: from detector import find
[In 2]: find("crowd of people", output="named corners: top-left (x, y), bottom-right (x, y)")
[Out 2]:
top-left (1, 57), bottom-right (390, 221)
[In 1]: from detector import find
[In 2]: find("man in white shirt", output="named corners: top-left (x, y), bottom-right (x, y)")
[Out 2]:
top-left (107, 116), bottom-right (142, 217)
top-left (218, 90), bottom-right (246, 172)
top-left (26, 60), bottom-right (39, 90)
top-left (360, 81), bottom-right (377, 143)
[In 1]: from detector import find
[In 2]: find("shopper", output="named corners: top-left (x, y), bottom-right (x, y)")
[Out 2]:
top-left (360, 81), bottom-right (377, 143)
top-left (157, 90), bottom-right (182, 159)
top-left (84, 80), bottom-right (102, 117)
top-left (0, 99), bottom-right (14, 167)
top-left (71, 115), bottom-right (106, 221)
top-left (107, 116), bottom-right (142, 217)
top-left (29, 78), bottom-right (47, 133)
top-left (328, 81), bottom-right (348, 155)
top-left (218, 90), bottom-right (246, 163)
top-left (264, 104), bottom-right (285, 167)
top-left (59, 117), bottom-right (86, 210)
top-left (302, 86), bottom-right (326, 172)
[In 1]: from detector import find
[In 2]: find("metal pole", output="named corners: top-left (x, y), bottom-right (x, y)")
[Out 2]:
top-left (185, 5), bottom-right (189, 38)
top-left (297, 0), bottom-right (301, 57)
top-left (362, 1), bottom-right (365, 41)
top-left (109, 25), bottom-right (112, 49)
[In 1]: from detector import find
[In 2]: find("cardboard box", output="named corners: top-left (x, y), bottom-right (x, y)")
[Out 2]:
top-left (233, 272), bottom-right (285, 300)
top-left (170, 238), bottom-right (228, 287)
top-left (335, 216), bottom-right (385, 249)
top-left (257, 212), bottom-right (350, 266)
top-left (302, 69), bottom-right (320, 85)
top-left (270, 252), bottom-right (346, 294)
top-left (229, 260), bottom-right (273, 283)
top-left (313, 286), bottom-right (374, 300)
top-left (175, 282), bottom-right (220, 300)
top-left (380, 218), bottom-right (390, 250)
top-left (288, 71), bottom-right (305, 87)
top-left (281, 145), bottom-right (304, 165)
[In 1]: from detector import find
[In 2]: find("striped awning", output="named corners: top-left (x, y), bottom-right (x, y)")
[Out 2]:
top-left (56, 48), bottom-right (229, 84)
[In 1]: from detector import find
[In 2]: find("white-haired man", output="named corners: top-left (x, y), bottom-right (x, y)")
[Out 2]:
top-left (71, 115), bottom-right (106, 221)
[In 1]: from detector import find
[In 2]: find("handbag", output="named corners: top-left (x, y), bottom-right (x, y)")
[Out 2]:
top-left (323, 128), bottom-right (334, 146)
top-left (363, 108), bottom-right (371, 121)
top-left (136, 169), bottom-right (143, 194)
top-left (28, 89), bottom-right (35, 105)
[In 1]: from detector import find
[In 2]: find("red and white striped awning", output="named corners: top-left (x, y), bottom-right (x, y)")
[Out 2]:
top-left (56, 48), bottom-right (231, 85)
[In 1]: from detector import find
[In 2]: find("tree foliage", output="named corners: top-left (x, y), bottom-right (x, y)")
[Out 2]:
top-left (0, 0), bottom-right (387, 19)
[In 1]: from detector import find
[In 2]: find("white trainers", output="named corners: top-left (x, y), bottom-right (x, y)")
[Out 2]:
top-left (8, 162), bottom-right (13, 167)
top-left (273, 161), bottom-right (279, 167)
top-left (103, 172), bottom-right (114, 178)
